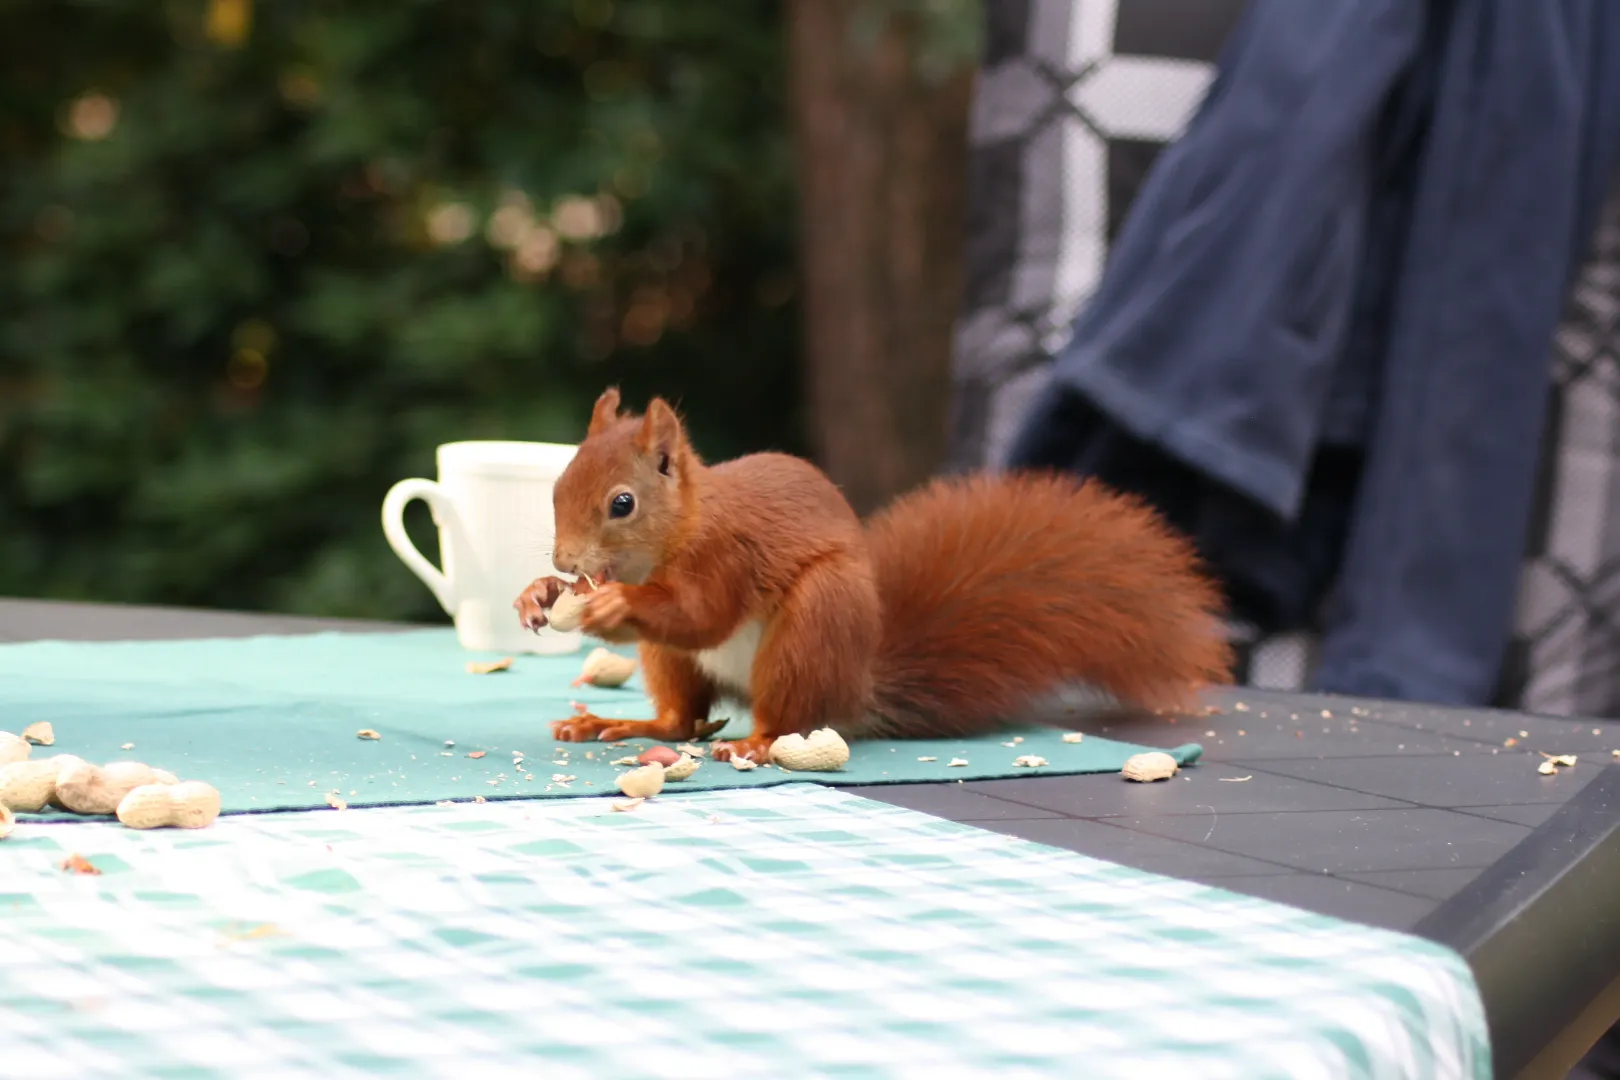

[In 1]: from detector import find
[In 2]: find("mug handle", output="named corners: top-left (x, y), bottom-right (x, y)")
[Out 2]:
top-left (381, 478), bottom-right (461, 616)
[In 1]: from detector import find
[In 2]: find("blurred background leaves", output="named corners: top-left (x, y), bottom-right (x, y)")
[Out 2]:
top-left (0, 0), bottom-right (806, 621)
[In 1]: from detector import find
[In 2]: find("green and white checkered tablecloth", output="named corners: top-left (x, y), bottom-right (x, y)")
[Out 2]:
top-left (0, 784), bottom-right (1488, 1079)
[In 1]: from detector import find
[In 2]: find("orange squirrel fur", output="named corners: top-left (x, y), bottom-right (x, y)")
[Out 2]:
top-left (515, 388), bottom-right (1233, 763)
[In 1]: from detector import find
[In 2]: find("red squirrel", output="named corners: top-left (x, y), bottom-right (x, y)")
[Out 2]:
top-left (515, 388), bottom-right (1233, 763)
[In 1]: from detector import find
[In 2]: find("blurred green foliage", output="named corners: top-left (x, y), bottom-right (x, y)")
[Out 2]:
top-left (0, 0), bottom-right (801, 621)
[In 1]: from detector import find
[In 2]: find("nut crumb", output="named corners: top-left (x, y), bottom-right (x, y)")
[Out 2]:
top-left (552, 774), bottom-right (577, 783)
top-left (612, 798), bottom-right (645, 813)
top-left (676, 743), bottom-right (707, 758)
top-left (1233, 702), bottom-right (1249, 712)
top-left (356, 729), bottom-right (381, 741)
top-left (917, 756), bottom-right (938, 762)
top-left (467, 751), bottom-right (486, 759)
top-left (435, 800), bottom-right (455, 806)
top-left (466, 658), bottom-right (514, 675)
top-left (1061, 733), bottom-right (1084, 744)
top-left (730, 756), bottom-right (759, 771)
top-left (120, 743), bottom-right (135, 751)
top-left (21, 722), bottom-right (54, 746)
top-left (610, 756), bottom-right (639, 767)
top-left (663, 754), bottom-right (700, 781)
top-left (1218, 776), bottom-right (1253, 783)
top-left (1539, 752), bottom-right (1578, 767)
top-left (1013, 755), bottom-right (1048, 768)
top-left (1538, 760), bottom-right (1558, 776)
top-left (474, 795), bottom-right (486, 803)
top-left (326, 792), bottom-right (348, 811)
top-left (60, 854), bottom-right (101, 875)
top-left (947, 758), bottom-right (969, 768)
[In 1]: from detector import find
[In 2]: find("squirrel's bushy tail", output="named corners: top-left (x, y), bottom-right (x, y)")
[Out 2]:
top-left (859, 471), bottom-right (1233, 738)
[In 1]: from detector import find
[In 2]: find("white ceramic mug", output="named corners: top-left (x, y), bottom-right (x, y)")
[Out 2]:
top-left (382, 440), bottom-right (581, 655)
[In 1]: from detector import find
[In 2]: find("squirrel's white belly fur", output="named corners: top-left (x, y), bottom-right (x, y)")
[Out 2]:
top-left (694, 619), bottom-right (764, 698)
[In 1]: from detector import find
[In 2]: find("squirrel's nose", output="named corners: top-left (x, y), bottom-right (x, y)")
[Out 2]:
top-left (553, 552), bottom-right (577, 576)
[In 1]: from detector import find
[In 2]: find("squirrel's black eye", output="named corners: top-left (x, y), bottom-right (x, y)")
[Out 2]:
top-left (609, 491), bottom-right (635, 519)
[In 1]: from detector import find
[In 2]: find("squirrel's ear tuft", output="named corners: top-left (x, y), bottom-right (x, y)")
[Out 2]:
top-left (635, 397), bottom-right (685, 474)
top-left (586, 387), bottom-right (623, 437)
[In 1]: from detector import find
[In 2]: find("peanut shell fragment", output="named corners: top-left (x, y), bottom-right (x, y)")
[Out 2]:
top-left (116, 781), bottom-right (222, 830)
top-left (545, 590), bottom-right (590, 633)
top-left (663, 753), bottom-right (700, 781)
top-left (56, 761), bottom-right (179, 815)
top-left (573, 647), bottom-right (638, 688)
top-left (0, 733), bottom-right (29, 766)
top-left (769, 728), bottom-right (850, 772)
top-left (0, 760), bottom-right (62, 812)
top-left (1121, 751), bottom-right (1179, 782)
top-left (615, 764), bottom-right (666, 799)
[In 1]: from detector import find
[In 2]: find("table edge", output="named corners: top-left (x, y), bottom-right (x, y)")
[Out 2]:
top-left (1414, 764), bottom-right (1620, 1077)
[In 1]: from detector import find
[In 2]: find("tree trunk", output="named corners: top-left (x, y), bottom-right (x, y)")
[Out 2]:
top-left (787, 0), bottom-right (975, 515)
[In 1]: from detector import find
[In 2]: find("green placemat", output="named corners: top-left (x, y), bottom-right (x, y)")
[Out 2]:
top-left (0, 629), bottom-right (1200, 814)
top-left (0, 785), bottom-right (1488, 1078)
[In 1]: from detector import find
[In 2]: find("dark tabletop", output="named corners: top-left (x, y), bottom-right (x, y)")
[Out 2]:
top-left (4, 598), bottom-right (1618, 1079)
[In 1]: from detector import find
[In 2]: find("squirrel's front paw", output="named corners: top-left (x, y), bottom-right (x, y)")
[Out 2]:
top-left (514, 576), bottom-right (569, 633)
top-left (580, 583), bottom-right (634, 636)
top-left (712, 736), bottom-right (775, 765)
top-left (551, 707), bottom-right (641, 743)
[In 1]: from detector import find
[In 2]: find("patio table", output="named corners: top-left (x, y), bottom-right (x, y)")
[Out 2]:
top-left (4, 597), bottom-right (1618, 1079)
